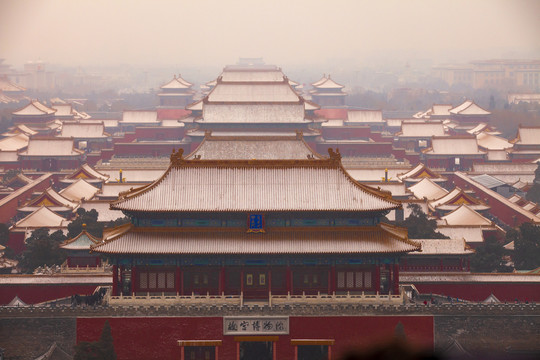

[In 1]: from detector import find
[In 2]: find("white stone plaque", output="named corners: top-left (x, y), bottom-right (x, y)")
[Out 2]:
top-left (223, 316), bottom-right (289, 335)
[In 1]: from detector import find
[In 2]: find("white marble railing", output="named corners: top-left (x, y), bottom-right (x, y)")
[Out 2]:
top-left (107, 290), bottom-right (403, 306)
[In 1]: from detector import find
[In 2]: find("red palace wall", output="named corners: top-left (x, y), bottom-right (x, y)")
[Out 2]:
top-left (77, 316), bottom-right (434, 360)
top-left (411, 282), bottom-right (540, 302)
top-left (0, 283), bottom-right (102, 305)
top-left (0, 174), bottom-right (52, 223)
top-left (450, 173), bottom-right (534, 226)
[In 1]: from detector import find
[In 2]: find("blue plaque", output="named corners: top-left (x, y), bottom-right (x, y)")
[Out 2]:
top-left (248, 214), bottom-right (264, 232)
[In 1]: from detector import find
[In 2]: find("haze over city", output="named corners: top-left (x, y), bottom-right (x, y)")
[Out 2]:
top-left (1, 0), bottom-right (539, 69)
top-left (1, 1), bottom-right (540, 359)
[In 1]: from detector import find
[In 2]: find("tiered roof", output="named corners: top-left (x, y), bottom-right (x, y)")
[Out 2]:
top-left (12, 100), bottom-right (56, 116)
top-left (160, 74), bottom-right (193, 89)
top-left (311, 75), bottom-right (345, 89)
top-left (92, 223), bottom-right (419, 255)
top-left (186, 132), bottom-right (324, 160)
top-left (206, 81), bottom-right (301, 103)
top-left (111, 149), bottom-right (401, 213)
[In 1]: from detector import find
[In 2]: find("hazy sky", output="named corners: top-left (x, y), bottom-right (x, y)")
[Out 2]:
top-left (1, 0), bottom-right (539, 68)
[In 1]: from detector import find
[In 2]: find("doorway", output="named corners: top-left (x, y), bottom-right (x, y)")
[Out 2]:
top-left (239, 341), bottom-right (272, 360)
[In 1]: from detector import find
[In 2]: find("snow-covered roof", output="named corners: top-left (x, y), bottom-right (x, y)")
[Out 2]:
top-left (450, 100), bottom-right (490, 116)
top-left (59, 179), bottom-right (100, 202)
top-left (60, 121), bottom-right (107, 138)
top-left (14, 207), bottom-right (67, 228)
top-left (186, 134), bottom-right (324, 160)
top-left (201, 103), bottom-right (307, 123)
top-left (79, 201), bottom-right (125, 222)
top-left (424, 136), bottom-right (484, 155)
top-left (440, 204), bottom-right (493, 226)
top-left (60, 230), bottom-right (100, 251)
top-left (408, 178), bottom-right (448, 200)
top-left (512, 126), bottom-right (540, 146)
top-left (0, 133), bottom-right (29, 151)
top-left (51, 104), bottom-right (73, 117)
top-left (476, 132), bottom-right (512, 150)
top-left (12, 100), bottom-right (56, 116)
top-left (412, 238), bottom-right (474, 255)
top-left (19, 137), bottom-right (83, 156)
top-left (436, 227), bottom-right (485, 243)
top-left (26, 187), bottom-right (78, 209)
top-left (120, 110), bottom-right (159, 124)
top-left (220, 70), bottom-right (285, 82)
top-left (206, 82), bottom-right (301, 103)
top-left (160, 74), bottom-right (193, 89)
top-left (311, 75), bottom-right (345, 89)
top-left (112, 152), bottom-right (401, 213)
top-left (398, 122), bottom-right (446, 137)
top-left (347, 110), bottom-right (383, 123)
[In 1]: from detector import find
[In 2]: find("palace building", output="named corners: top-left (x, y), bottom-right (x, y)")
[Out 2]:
top-left (92, 147), bottom-right (419, 300)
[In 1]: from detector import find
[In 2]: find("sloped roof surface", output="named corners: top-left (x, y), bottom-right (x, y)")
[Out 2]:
top-left (60, 121), bottom-right (106, 138)
top-left (112, 155), bottom-right (400, 213)
top-left (450, 100), bottom-right (490, 115)
top-left (20, 137), bottom-right (83, 156)
top-left (399, 122), bottom-right (446, 137)
top-left (186, 135), bottom-right (323, 160)
top-left (93, 224), bottom-right (419, 255)
top-left (408, 178), bottom-right (448, 200)
top-left (441, 204), bottom-right (493, 226)
top-left (59, 179), bottom-right (99, 202)
top-left (12, 100), bottom-right (56, 116)
top-left (15, 207), bottom-right (66, 228)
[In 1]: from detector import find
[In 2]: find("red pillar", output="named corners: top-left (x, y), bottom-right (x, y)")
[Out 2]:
top-left (330, 265), bottom-right (336, 294)
top-left (219, 266), bottom-right (225, 294)
top-left (268, 268), bottom-right (272, 294)
top-left (112, 265), bottom-right (118, 296)
top-left (240, 268), bottom-right (244, 294)
top-left (393, 263), bottom-right (399, 295)
top-left (286, 266), bottom-right (292, 294)
top-left (175, 266), bottom-right (181, 295)
top-left (131, 266), bottom-right (136, 295)
top-left (374, 264), bottom-right (380, 293)
top-left (119, 265), bottom-right (125, 295)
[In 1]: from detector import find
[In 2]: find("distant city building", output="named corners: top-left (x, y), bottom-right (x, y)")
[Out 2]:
top-left (432, 59), bottom-right (540, 90)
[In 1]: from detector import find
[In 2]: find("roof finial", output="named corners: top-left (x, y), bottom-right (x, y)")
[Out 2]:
top-left (170, 148), bottom-right (185, 166)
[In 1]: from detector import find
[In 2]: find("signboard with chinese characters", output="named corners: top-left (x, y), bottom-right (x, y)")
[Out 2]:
top-left (247, 214), bottom-right (265, 233)
top-left (223, 316), bottom-right (289, 335)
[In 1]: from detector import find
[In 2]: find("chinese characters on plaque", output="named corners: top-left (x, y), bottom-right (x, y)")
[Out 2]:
top-left (247, 214), bottom-right (264, 233)
top-left (223, 317), bottom-right (289, 335)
